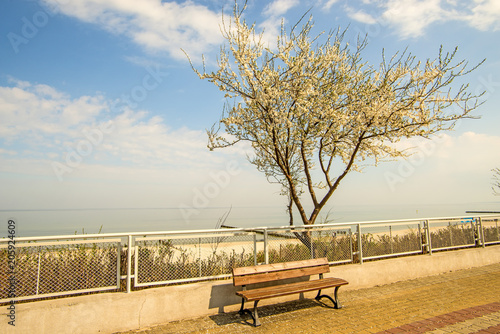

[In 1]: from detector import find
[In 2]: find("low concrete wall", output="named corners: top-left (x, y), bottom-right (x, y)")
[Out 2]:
top-left (2, 245), bottom-right (499, 334)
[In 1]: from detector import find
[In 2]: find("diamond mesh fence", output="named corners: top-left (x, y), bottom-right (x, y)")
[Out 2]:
top-left (2, 215), bottom-right (498, 303)
top-left (427, 219), bottom-right (476, 250)
top-left (481, 216), bottom-right (500, 244)
top-left (0, 240), bottom-right (120, 302)
top-left (265, 227), bottom-right (353, 264)
top-left (134, 232), bottom-right (256, 286)
top-left (358, 223), bottom-right (422, 260)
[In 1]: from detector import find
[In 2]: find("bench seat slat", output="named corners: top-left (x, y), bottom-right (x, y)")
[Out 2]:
top-left (233, 258), bottom-right (328, 276)
top-left (236, 277), bottom-right (348, 302)
top-left (233, 264), bottom-right (329, 286)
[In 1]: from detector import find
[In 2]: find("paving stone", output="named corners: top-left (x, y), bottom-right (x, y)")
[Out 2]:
top-left (116, 263), bottom-right (500, 334)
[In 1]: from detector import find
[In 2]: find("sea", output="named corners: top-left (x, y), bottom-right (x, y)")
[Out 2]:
top-left (1, 201), bottom-right (499, 238)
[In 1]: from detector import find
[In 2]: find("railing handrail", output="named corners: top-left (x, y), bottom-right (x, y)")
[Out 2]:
top-left (1, 214), bottom-right (499, 243)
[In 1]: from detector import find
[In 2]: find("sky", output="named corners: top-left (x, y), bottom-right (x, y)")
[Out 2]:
top-left (1, 0), bottom-right (500, 234)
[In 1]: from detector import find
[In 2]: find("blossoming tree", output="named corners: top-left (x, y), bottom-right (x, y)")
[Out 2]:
top-left (186, 3), bottom-right (484, 229)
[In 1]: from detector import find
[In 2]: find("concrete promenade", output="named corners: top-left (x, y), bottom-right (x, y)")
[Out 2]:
top-left (118, 262), bottom-right (500, 334)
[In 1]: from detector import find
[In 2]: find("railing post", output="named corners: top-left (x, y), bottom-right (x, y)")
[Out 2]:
top-left (496, 219), bottom-right (500, 242)
top-left (253, 233), bottom-right (257, 266)
top-left (311, 227), bottom-right (315, 259)
top-left (478, 217), bottom-right (485, 248)
top-left (134, 240), bottom-right (139, 286)
top-left (389, 225), bottom-right (393, 254)
top-left (473, 218), bottom-right (479, 247)
top-left (36, 248), bottom-right (41, 296)
top-left (117, 240), bottom-right (122, 290)
top-left (126, 235), bottom-right (132, 293)
top-left (425, 220), bottom-right (432, 255)
top-left (357, 224), bottom-right (363, 264)
top-left (198, 237), bottom-right (202, 277)
top-left (418, 223), bottom-right (423, 253)
top-left (349, 228), bottom-right (354, 263)
top-left (264, 229), bottom-right (269, 265)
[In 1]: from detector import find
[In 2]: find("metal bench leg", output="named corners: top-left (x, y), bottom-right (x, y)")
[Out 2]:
top-left (315, 286), bottom-right (342, 309)
top-left (238, 299), bottom-right (261, 327)
top-left (252, 300), bottom-right (261, 327)
top-left (238, 298), bottom-right (245, 315)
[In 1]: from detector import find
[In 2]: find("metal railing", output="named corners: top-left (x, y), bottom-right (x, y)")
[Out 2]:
top-left (1, 214), bottom-right (499, 303)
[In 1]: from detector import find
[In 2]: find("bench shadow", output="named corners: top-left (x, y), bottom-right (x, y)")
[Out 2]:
top-left (208, 297), bottom-right (334, 327)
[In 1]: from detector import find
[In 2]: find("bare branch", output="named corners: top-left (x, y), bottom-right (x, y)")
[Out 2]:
top-left (493, 168), bottom-right (500, 196)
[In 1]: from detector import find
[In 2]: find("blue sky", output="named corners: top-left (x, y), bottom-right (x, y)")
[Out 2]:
top-left (1, 0), bottom-right (500, 231)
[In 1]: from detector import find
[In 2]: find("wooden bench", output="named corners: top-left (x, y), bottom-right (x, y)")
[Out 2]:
top-left (232, 257), bottom-right (348, 327)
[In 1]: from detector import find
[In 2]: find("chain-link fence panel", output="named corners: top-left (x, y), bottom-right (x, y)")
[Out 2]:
top-left (134, 232), bottom-right (256, 287)
top-left (427, 219), bottom-right (476, 251)
top-left (0, 245), bottom-right (38, 300)
top-left (310, 227), bottom-right (353, 264)
top-left (265, 228), bottom-right (314, 264)
top-left (481, 217), bottom-right (500, 245)
top-left (0, 240), bottom-right (120, 303)
top-left (264, 226), bottom-right (353, 265)
top-left (358, 223), bottom-right (422, 260)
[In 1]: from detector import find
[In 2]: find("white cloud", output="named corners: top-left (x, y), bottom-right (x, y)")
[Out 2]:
top-left (381, 0), bottom-right (449, 38)
top-left (0, 148), bottom-right (17, 156)
top-left (384, 131), bottom-right (500, 171)
top-left (378, 131), bottom-right (500, 205)
top-left (434, 132), bottom-right (500, 172)
top-left (346, 8), bottom-right (377, 24)
top-left (42, 0), bottom-right (224, 59)
top-left (258, 0), bottom-right (300, 48)
top-left (323, 0), bottom-right (340, 11)
top-left (344, 0), bottom-right (500, 38)
top-left (0, 84), bottom-right (266, 211)
top-left (0, 82), bottom-right (105, 141)
top-left (0, 80), bottom-right (238, 177)
top-left (466, 0), bottom-right (500, 31)
top-left (263, 0), bottom-right (299, 17)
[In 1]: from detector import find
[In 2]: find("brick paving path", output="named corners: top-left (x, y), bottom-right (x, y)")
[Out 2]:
top-left (117, 263), bottom-right (500, 334)
top-left (377, 303), bottom-right (500, 333)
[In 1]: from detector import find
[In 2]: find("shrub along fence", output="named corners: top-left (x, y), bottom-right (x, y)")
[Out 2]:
top-left (1, 215), bottom-right (499, 303)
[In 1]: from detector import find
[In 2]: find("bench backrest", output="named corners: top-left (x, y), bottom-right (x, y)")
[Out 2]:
top-left (232, 258), bottom-right (330, 287)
